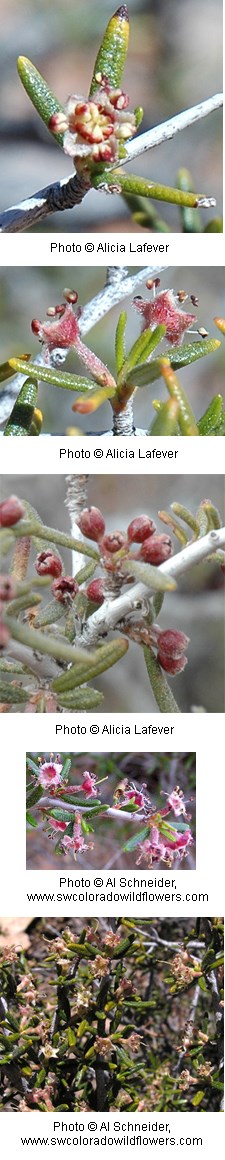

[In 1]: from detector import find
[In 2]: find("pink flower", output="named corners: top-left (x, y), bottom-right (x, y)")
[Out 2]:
top-left (48, 817), bottom-right (67, 832)
top-left (61, 813), bottom-right (88, 858)
top-left (167, 829), bottom-right (193, 853)
top-left (80, 770), bottom-right (97, 797)
top-left (31, 301), bottom-right (80, 349)
top-left (136, 825), bottom-right (192, 868)
top-left (166, 788), bottom-right (187, 817)
top-left (38, 761), bottom-right (63, 789)
top-left (133, 288), bottom-right (196, 345)
top-left (31, 292), bottom-right (116, 389)
top-left (123, 788), bottom-right (145, 808)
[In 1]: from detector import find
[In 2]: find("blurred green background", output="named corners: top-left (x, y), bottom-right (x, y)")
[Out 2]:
top-left (0, 0), bottom-right (222, 230)
top-left (0, 266), bottom-right (225, 433)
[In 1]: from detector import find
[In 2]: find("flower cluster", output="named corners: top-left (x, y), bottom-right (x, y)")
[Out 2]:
top-left (136, 825), bottom-right (192, 869)
top-left (49, 75), bottom-right (137, 166)
top-left (171, 949), bottom-right (201, 986)
top-left (77, 505), bottom-right (190, 674)
top-left (114, 778), bottom-right (193, 868)
top-left (29, 757), bottom-right (97, 859)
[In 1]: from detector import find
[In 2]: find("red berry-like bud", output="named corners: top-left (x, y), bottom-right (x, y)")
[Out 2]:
top-left (157, 629), bottom-right (190, 658)
top-left (0, 496), bottom-right (25, 527)
top-left (0, 576), bottom-right (17, 601)
top-left (35, 550), bottom-right (63, 578)
top-left (86, 578), bottom-right (105, 604)
top-left (77, 507), bottom-right (105, 541)
top-left (0, 622), bottom-right (10, 649)
top-left (101, 531), bottom-right (127, 554)
top-left (158, 652), bottom-right (188, 675)
top-left (140, 534), bottom-right (172, 565)
top-left (51, 576), bottom-right (79, 602)
top-left (127, 516), bottom-right (156, 543)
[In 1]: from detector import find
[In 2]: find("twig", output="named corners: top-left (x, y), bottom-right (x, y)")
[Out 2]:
top-left (80, 527), bottom-right (225, 645)
top-left (65, 475), bottom-right (89, 575)
top-left (0, 172), bottom-right (89, 234)
top-left (0, 96), bottom-right (222, 233)
top-left (38, 797), bottom-right (146, 823)
top-left (123, 93), bottom-right (223, 167)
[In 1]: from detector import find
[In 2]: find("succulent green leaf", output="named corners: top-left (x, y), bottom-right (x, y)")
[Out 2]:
top-left (121, 558), bottom-right (176, 592)
top-left (149, 398), bottom-right (179, 435)
top-left (3, 377), bottom-right (39, 436)
top-left (57, 688), bottom-right (104, 710)
top-left (118, 325), bottom-right (166, 384)
top-left (89, 6), bottom-right (130, 95)
top-left (8, 359), bottom-right (94, 394)
top-left (0, 681), bottom-right (28, 704)
top-left (52, 637), bottom-right (129, 693)
top-left (115, 312), bottom-right (127, 376)
top-left (168, 338), bottom-right (221, 370)
top-left (26, 784), bottom-right (44, 807)
top-left (0, 360), bottom-right (21, 384)
top-left (26, 810), bottom-right (38, 827)
top-left (123, 826), bottom-right (149, 852)
top-left (198, 394), bottom-right (225, 435)
top-left (17, 57), bottom-right (64, 147)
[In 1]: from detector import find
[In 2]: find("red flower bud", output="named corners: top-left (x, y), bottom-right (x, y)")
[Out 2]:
top-left (77, 507), bottom-right (105, 541)
top-left (101, 531), bottom-right (127, 554)
top-left (35, 550), bottom-right (63, 578)
top-left (157, 654), bottom-right (186, 677)
top-left (158, 652), bottom-right (188, 675)
top-left (0, 622), bottom-right (10, 649)
top-left (51, 576), bottom-right (79, 602)
top-left (0, 496), bottom-right (25, 527)
top-left (157, 629), bottom-right (190, 658)
top-left (127, 516), bottom-right (156, 543)
top-left (0, 576), bottom-right (17, 601)
top-left (140, 534), bottom-right (172, 565)
top-left (86, 578), bottom-right (105, 604)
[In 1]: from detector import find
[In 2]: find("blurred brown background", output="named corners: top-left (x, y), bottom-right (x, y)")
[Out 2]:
top-left (0, 0), bottom-right (222, 230)
top-left (26, 750), bottom-right (196, 871)
top-left (0, 266), bottom-right (224, 434)
top-left (1, 473), bottom-right (224, 712)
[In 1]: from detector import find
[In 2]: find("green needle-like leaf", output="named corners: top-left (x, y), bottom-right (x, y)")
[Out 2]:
top-left (8, 359), bottom-right (94, 394)
top-left (3, 378), bottom-right (38, 436)
top-left (168, 338), bottom-right (221, 370)
top-left (121, 558), bottom-right (176, 592)
top-left (52, 637), bottom-right (129, 693)
top-left (0, 682), bottom-right (28, 704)
top-left (89, 6), bottom-right (130, 95)
top-left (57, 688), bottom-right (104, 710)
top-left (123, 826), bottom-right (149, 852)
top-left (115, 312), bottom-right (127, 375)
top-left (97, 169), bottom-right (208, 210)
top-left (198, 395), bottom-right (225, 434)
top-left (177, 168), bottom-right (202, 232)
top-left (0, 360), bottom-right (23, 384)
top-left (17, 57), bottom-right (64, 146)
top-left (149, 398), bottom-right (179, 435)
top-left (118, 325), bottom-right (166, 385)
top-left (126, 357), bottom-right (163, 388)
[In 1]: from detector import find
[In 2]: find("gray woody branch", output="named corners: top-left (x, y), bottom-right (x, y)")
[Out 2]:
top-left (0, 94), bottom-right (222, 232)
top-left (80, 528), bottom-right (225, 645)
